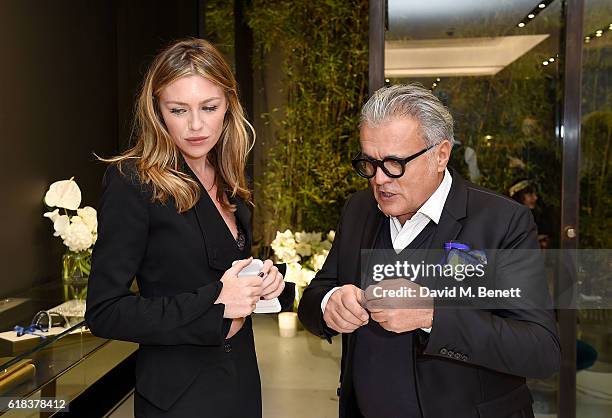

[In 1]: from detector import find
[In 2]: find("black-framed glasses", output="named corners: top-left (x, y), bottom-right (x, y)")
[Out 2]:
top-left (351, 143), bottom-right (438, 179)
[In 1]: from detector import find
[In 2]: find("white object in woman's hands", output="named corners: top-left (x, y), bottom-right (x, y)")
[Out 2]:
top-left (235, 258), bottom-right (264, 277)
top-left (216, 257), bottom-right (263, 318)
top-left (233, 258), bottom-right (282, 314)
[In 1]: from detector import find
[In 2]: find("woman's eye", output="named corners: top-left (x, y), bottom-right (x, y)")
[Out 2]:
top-left (170, 108), bottom-right (186, 115)
top-left (202, 106), bottom-right (218, 112)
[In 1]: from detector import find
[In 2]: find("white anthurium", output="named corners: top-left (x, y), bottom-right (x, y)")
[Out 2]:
top-left (43, 209), bottom-right (60, 222)
top-left (44, 178), bottom-right (82, 210)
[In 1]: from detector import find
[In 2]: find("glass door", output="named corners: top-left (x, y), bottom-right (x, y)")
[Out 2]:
top-left (368, 1), bottom-right (608, 417)
top-left (576, 1), bottom-right (612, 417)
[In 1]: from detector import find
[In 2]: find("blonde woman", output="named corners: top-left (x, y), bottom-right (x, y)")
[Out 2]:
top-left (85, 39), bottom-right (284, 418)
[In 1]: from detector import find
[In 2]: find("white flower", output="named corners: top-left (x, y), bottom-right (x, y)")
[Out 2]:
top-left (53, 215), bottom-right (71, 237)
top-left (296, 231), bottom-right (322, 244)
top-left (273, 247), bottom-right (300, 263)
top-left (62, 220), bottom-right (94, 252)
top-left (44, 210), bottom-right (70, 237)
top-left (44, 178), bottom-right (81, 210)
top-left (295, 242), bottom-right (312, 257)
top-left (271, 229), bottom-right (299, 262)
top-left (271, 230), bottom-right (296, 250)
top-left (327, 230), bottom-right (335, 241)
top-left (312, 250), bottom-right (329, 271)
top-left (319, 240), bottom-right (332, 251)
top-left (284, 262), bottom-right (315, 287)
top-left (284, 262), bottom-right (303, 285)
top-left (77, 206), bottom-right (97, 233)
top-left (43, 209), bottom-right (60, 222)
top-left (299, 268), bottom-right (316, 286)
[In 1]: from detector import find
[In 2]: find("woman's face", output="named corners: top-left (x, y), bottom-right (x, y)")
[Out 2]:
top-left (158, 74), bottom-right (228, 167)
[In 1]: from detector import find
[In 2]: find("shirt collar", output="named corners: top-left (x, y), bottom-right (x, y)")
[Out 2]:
top-left (378, 168), bottom-right (453, 225)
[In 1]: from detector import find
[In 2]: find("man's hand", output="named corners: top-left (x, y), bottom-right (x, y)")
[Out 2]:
top-left (364, 278), bottom-right (434, 333)
top-left (323, 284), bottom-right (369, 333)
top-left (368, 308), bottom-right (433, 333)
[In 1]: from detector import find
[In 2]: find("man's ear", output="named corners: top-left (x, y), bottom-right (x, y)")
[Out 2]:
top-left (436, 139), bottom-right (452, 172)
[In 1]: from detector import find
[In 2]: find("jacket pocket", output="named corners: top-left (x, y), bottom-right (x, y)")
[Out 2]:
top-left (477, 384), bottom-right (533, 418)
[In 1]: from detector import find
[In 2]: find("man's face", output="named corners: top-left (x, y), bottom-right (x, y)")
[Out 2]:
top-left (522, 191), bottom-right (538, 209)
top-left (360, 117), bottom-right (451, 223)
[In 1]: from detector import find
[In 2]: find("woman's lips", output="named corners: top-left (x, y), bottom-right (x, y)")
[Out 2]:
top-left (185, 136), bottom-right (208, 144)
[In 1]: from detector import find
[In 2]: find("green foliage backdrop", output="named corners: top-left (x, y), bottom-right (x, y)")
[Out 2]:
top-left (248, 0), bottom-right (369, 238)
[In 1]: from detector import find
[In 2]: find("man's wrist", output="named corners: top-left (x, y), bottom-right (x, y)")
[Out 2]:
top-left (420, 308), bottom-right (434, 332)
top-left (321, 287), bottom-right (342, 314)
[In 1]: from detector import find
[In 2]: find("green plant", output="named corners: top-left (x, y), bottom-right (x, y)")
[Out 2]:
top-left (203, 0), bottom-right (235, 65)
top-left (580, 111), bottom-right (612, 248)
top-left (248, 0), bottom-right (369, 242)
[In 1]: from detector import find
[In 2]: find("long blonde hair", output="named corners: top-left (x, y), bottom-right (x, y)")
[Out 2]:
top-left (104, 38), bottom-right (254, 213)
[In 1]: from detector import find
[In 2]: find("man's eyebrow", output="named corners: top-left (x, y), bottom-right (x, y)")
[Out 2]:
top-left (163, 97), bottom-right (222, 106)
top-left (361, 152), bottom-right (404, 159)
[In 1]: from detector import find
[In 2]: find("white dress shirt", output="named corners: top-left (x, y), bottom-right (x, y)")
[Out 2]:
top-left (320, 169), bottom-right (453, 332)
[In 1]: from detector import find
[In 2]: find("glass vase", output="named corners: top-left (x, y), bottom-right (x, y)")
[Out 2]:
top-left (62, 250), bottom-right (91, 301)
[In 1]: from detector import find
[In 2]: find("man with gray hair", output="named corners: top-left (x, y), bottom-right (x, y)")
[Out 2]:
top-left (298, 84), bottom-right (559, 418)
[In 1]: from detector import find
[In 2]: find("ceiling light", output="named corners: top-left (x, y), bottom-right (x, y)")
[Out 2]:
top-left (528, 14), bottom-right (535, 19)
top-left (543, 61), bottom-right (549, 65)
top-left (549, 57), bottom-right (555, 62)
top-left (518, 22), bottom-right (526, 28)
top-left (385, 35), bottom-right (549, 77)
top-left (539, 3), bottom-right (546, 8)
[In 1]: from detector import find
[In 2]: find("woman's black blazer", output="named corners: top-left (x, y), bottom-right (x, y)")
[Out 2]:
top-left (85, 162), bottom-right (261, 416)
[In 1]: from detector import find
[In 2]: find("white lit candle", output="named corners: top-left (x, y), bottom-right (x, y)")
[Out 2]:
top-left (278, 312), bottom-right (298, 338)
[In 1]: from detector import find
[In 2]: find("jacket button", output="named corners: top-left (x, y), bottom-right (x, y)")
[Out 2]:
top-left (224, 343), bottom-right (232, 353)
top-left (440, 348), bottom-right (448, 355)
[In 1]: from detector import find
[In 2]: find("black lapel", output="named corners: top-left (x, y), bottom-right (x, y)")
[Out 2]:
top-left (423, 167), bottom-right (469, 287)
top-left (182, 161), bottom-right (245, 271)
top-left (230, 195), bottom-right (253, 250)
top-left (429, 167), bottom-right (468, 251)
top-left (353, 188), bottom-right (385, 286)
top-left (193, 192), bottom-right (245, 271)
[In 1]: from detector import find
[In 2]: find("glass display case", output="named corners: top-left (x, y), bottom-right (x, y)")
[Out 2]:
top-left (0, 281), bottom-right (137, 417)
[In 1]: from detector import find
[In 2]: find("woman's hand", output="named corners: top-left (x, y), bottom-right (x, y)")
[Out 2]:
top-left (259, 259), bottom-right (285, 300)
top-left (226, 317), bottom-right (246, 339)
top-left (216, 257), bottom-right (263, 318)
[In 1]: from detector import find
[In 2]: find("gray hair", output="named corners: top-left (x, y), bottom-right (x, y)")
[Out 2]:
top-left (360, 83), bottom-right (455, 148)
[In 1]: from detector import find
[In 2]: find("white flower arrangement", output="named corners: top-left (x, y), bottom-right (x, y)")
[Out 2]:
top-left (270, 229), bottom-right (335, 288)
top-left (43, 178), bottom-right (97, 253)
